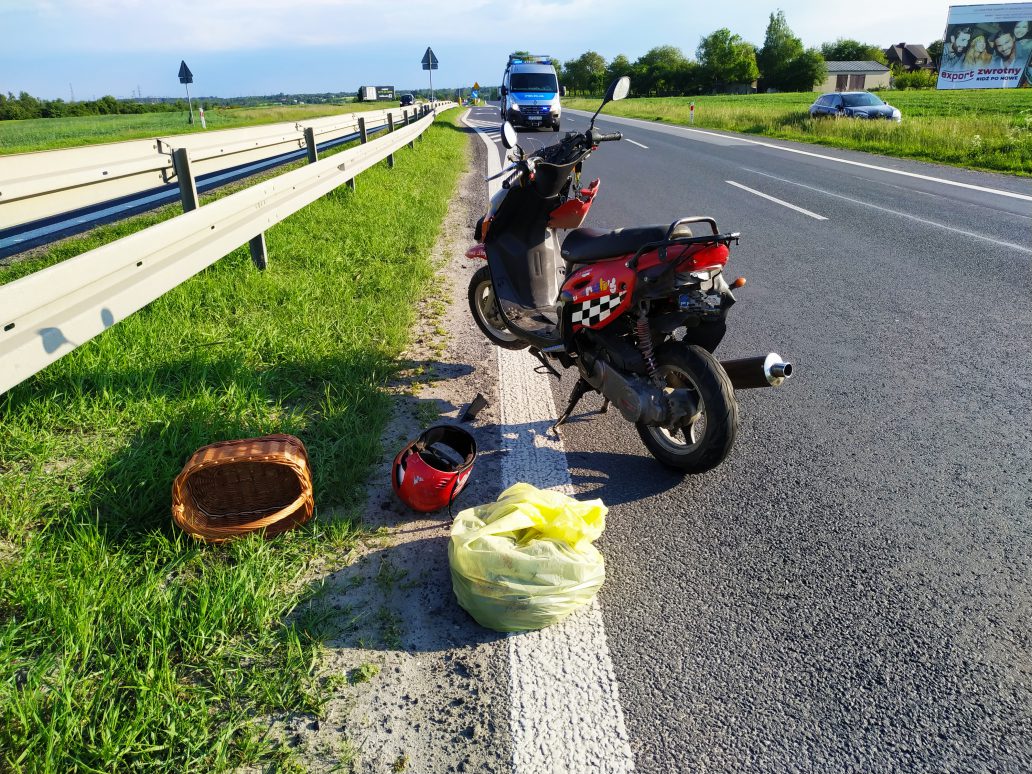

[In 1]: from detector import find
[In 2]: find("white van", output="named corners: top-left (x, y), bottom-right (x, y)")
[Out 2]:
top-left (500, 54), bottom-right (565, 132)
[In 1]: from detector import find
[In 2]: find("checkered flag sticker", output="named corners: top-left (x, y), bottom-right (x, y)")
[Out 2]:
top-left (571, 291), bottom-right (625, 327)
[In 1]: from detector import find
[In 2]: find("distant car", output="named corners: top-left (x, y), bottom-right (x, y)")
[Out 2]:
top-left (809, 92), bottom-right (901, 122)
top-left (399, 94), bottom-right (415, 107)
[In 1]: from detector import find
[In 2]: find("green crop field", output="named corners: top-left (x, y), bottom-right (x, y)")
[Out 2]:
top-left (0, 109), bottom-right (466, 772)
top-left (0, 101), bottom-right (402, 155)
top-left (565, 90), bottom-right (1032, 175)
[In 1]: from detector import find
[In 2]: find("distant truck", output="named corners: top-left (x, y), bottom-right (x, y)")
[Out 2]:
top-left (500, 54), bottom-right (565, 132)
top-left (358, 86), bottom-right (377, 101)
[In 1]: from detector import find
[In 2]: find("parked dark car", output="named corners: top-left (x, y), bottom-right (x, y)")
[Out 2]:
top-left (399, 94), bottom-right (415, 107)
top-left (809, 92), bottom-right (901, 122)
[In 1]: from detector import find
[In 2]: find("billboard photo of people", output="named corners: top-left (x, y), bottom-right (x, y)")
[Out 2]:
top-left (937, 3), bottom-right (1032, 88)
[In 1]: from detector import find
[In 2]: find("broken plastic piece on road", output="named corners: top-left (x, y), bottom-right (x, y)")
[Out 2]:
top-left (461, 393), bottom-right (489, 422)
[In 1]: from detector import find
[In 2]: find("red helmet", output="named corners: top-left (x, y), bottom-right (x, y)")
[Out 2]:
top-left (392, 425), bottom-right (477, 513)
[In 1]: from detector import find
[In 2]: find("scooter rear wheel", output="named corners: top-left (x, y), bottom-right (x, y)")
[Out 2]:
top-left (467, 266), bottom-right (529, 350)
top-left (636, 343), bottom-right (738, 473)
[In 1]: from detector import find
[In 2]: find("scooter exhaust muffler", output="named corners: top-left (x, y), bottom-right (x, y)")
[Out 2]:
top-left (720, 352), bottom-right (793, 389)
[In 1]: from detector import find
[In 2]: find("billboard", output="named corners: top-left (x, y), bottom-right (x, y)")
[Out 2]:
top-left (376, 86), bottom-right (395, 100)
top-left (938, 3), bottom-right (1032, 88)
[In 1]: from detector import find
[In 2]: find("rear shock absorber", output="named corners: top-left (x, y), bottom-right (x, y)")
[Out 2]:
top-left (634, 314), bottom-right (659, 381)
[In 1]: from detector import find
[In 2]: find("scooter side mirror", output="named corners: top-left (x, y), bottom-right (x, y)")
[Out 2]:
top-left (605, 76), bottom-right (631, 102)
top-left (501, 121), bottom-right (518, 150)
top-left (590, 76), bottom-right (632, 127)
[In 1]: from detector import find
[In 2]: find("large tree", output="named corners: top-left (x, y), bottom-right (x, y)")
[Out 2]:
top-left (697, 28), bottom-right (760, 91)
top-left (758, 10), bottom-right (826, 91)
top-left (757, 10), bottom-right (803, 88)
top-left (633, 45), bottom-right (691, 96)
top-left (563, 51), bottom-right (607, 96)
top-left (781, 49), bottom-right (827, 91)
top-left (606, 54), bottom-right (634, 89)
top-left (926, 40), bottom-right (944, 68)
top-left (820, 38), bottom-right (887, 64)
top-left (579, 51), bottom-right (609, 95)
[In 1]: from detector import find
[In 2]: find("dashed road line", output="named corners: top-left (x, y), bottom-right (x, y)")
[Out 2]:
top-left (742, 168), bottom-right (1032, 255)
top-left (726, 180), bottom-right (828, 221)
top-left (624, 139), bottom-right (648, 149)
top-left (567, 108), bottom-right (1032, 203)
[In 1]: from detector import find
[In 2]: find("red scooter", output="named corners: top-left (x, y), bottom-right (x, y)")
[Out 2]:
top-left (466, 77), bottom-right (793, 472)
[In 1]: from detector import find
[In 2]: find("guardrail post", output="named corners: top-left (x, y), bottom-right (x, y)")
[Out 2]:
top-left (171, 148), bottom-right (199, 213)
top-left (347, 117), bottom-right (369, 192)
top-left (304, 127), bottom-right (318, 164)
top-left (405, 110), bottom-right (415, 149)
top-left (386, 114), bottom-right (395, 169)
top-left (249, 232), bottom-right (268, 270)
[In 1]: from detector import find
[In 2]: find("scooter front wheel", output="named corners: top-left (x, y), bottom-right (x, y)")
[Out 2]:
top-left (636, 343), bottom-right (738, 473)
top-left (467, 266), bottom-right (529, 350)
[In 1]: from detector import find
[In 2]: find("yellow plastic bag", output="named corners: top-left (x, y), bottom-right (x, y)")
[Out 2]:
top-left (448, 483), bottom-right (607, 632)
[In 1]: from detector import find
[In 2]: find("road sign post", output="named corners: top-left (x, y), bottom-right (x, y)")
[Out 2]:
top-left (178, 60), bottom-right (195, 125)
top-left (421, 46), bottom-right (439, 103)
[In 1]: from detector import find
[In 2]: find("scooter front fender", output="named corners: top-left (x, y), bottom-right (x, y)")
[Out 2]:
top-left (465, 243), bottom-right (488, 260)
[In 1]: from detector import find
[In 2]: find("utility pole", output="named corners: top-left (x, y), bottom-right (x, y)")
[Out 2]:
top-left (69, 83), bottom-right (75, 103)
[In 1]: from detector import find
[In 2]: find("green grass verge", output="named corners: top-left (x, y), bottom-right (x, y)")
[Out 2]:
top-left (0, 108), bottom-right (466, 772)
top-left (565, 90), bottom-right (1032, 175)
top-left (0, 101), bottom-right (402, 155)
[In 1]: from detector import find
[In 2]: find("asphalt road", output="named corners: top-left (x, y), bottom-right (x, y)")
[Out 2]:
top-left (467, 104), bottom-right (1032, 773)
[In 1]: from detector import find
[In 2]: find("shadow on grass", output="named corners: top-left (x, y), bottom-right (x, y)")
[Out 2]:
top-left (1, 348), bottom-right (474, 547)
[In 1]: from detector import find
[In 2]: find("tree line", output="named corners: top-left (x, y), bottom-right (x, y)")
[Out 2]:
top-left (557, 10), bottom-right (899, 96)
top-left (0, 92), bottom-right (190, 121)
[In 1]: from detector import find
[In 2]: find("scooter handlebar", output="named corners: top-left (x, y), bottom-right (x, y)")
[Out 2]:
top-left (589, 129), bottom-right (622, 143)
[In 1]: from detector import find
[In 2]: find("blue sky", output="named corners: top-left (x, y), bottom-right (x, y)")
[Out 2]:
top-left (2, 0), bottom-right (959, 99)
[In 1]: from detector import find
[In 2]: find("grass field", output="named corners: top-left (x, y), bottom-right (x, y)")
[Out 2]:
top-left (0, 109), bottom-right (466, 772)
top-left (565, 90), bottom-right (1032, 175)
top-left (0, 101), bottom-right (400, 155)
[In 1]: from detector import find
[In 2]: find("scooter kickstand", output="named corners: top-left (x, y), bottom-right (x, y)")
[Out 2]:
top-left (551, 379), bottom-right (593, 436)
top-left (599, 398), bottom-right (610, 414)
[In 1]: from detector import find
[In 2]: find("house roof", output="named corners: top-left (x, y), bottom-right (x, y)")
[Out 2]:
top-left (886, 43), bottom-right (932, 63)
top-left (824, 60), bottom-right (891, 73)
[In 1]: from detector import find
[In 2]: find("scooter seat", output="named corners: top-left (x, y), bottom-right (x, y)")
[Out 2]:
top-left (560, 225), bottom-right (670, 264)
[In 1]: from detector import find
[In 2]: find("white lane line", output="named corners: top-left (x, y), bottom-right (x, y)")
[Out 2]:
top-left (497, 349), bottom-right (636, 774)
top-left (566, 109), bottom-right (1032, 203)
top-left (725, 180), bottom-right (828, 221)
top-left (625, 139), bottom-right (648, 149)
top-left (743, 168), bottom-right (1032, 255)
top-left (462, 108), bottom-right (637, 774)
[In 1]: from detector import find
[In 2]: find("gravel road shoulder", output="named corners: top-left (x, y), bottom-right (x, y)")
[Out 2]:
top-left (275, 117), bottom-right (513, 774)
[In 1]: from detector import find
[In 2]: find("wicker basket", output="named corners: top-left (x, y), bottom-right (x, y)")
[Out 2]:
top-left (172, 434), bottom-right (314, 543)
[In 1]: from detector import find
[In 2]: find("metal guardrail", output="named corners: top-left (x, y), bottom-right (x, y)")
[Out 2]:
top-left (0, 103), bottom-right (444, 230)
top-left (0, 104), bottom-right (455, 395)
